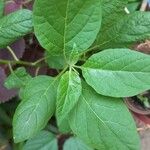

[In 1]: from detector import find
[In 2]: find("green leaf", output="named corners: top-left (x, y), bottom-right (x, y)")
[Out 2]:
top-left (0, 0), bottom-right (4, 18)
top-left (69, 82), bottom-right (140, 150)
top-left (23, 131), bottom-right (58, 150)
top-left (45, 52), bottom-right (66, 69)
top-left (67, 43), bottom-right (79, 66)
top-left (127, 2), bottom-right (140, 13)
top-left (101, 0), bottom-right (127, 27)
top-left (0, 9), bottom-right (33, 48)
top-left (96, 12), bottom-right (150, 49)
top-left (5, 67), bottom-right (31, 89)
top-left (13, 76), bottom-right (58, 143)
top-left (90, 0), bottom-right (128, 51)
top-left (82, 48), bottom-right (150, 97)
top-left (45, 44), bottom-right (79, 69)
top-left (33, 0), bottom-right (102, 58)
top-left (64, 137), bottom-right (93, 150)
top-left (56, 71), bottom-right (81, 132)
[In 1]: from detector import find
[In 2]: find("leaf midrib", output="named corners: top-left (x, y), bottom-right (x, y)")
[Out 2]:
top-left (0, 13), bottom-right (31, 29)
top-left (82, 67), bottom-right (150, 74)
top-left (63, 0), bottom-right (70, 60)
top-left (58, 71), bottom-right (73, 123)
top-left (10, 70), bottom-right (28, 87)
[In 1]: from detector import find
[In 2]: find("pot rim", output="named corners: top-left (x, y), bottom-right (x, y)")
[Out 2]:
top-left (125, 97), bottom-right (150, 115)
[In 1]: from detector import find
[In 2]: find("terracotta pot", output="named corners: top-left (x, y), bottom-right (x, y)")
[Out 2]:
top-left (125, 97), bottom-right (150, 115)
top-left (125, 91), bottom-right (150, 125)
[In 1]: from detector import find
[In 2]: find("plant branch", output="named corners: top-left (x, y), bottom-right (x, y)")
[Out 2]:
top-left (7, 46), bottom-right (19, 61)
top-left (35, 67), bottom-right (40, 76)
top-left (56, 65), bottom-right (68, 79)
top-left (73, 65), bottom-right (82, 69)
top-left (22, 0), bottom-right (33, 5)
top-left (0, 59), bottom-right (42, 67)
top-left (8, 63), bottom-right (13, 73)
top-left (87, 45), bottom-right (99, 52)
top-left (32, 57), bottom-right (45, 66)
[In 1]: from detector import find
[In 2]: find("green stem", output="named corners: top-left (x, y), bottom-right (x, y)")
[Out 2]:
top-left (22, 0), bottom-right (33, 5)
top-left (7, 46), bottom-right (19, 61)
top-left (87, 45), bottom-right (99, 52)
top-left (73, 65), bottom-right (82, 69)
top-left (8, 63), bottom-right (13, 73)
top-left (35, 67), bottom-right (40, 76)
top-left (55, 65), bottom-right (68, 79)
top-left (47, 124), bottom-right (60, 135)
top-left (32, 57), bottom-right (45, 66)
top-left (0, 59), bottom-right (42, 67)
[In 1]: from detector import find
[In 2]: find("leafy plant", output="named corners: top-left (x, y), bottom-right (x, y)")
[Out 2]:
top-left (1, 0), bottom-right (150, 149)
top-left (0, 0), bottom-right (33, 103)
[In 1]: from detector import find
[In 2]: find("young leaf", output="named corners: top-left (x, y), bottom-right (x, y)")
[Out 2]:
top-left (96, 12), bottom-right (150, 49)
top-left (0, 0), bottom-right (4, 18)
top-left (0, 9), bottom-right (33, 48)
top-left (69, 82), bottom-right (140, 150)
top-left (0, 67), bottom-right (17, 103)
top-left (67, 43), bottom-right (79, 66)
top-left (33, 0), bottom-right (102, 58)
top-left (23, 131), bottom-right (58, 150)
top-left (56, 71), bottom-right (81, 132)
top-left (64, 137), bottom-right (93, 150)
top-left (82, 48), bottom-right (150, 97)
top-left (5, 67), bottom-right (31, 89)
top-left (13, 76), bottom-right (58, 143)
top-left (45, 44), bottom-right (79, 69)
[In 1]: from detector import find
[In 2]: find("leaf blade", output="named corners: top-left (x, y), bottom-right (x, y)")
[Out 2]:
top-left (23, 131), bottom-right (58, 150)
top-left (13, 76), bottom-right (58, 143)
top-left (0, 9), bottom-right (33, 48)
top-left (64, 137), bottom-right (93, 150)
top-left (56, 71), bottom-right (81, 132)
top-left (33, 0), bottom-right (102, 57)
top-left (69, 82), bottom-right (140, 150)
top-left (82, 48), bottom-right (150, 97)
top-left (0, 0), bottom-right (4, 18)
top-left (96, 12), bottom-right (150, 49)
top-left (5, 67), bottom-right (31, 89)
top-left (0, 67), bottom-right (17, 103)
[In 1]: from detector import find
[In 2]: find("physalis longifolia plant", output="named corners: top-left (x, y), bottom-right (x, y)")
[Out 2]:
top-left (3, 0), bottom-right (150, 149)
